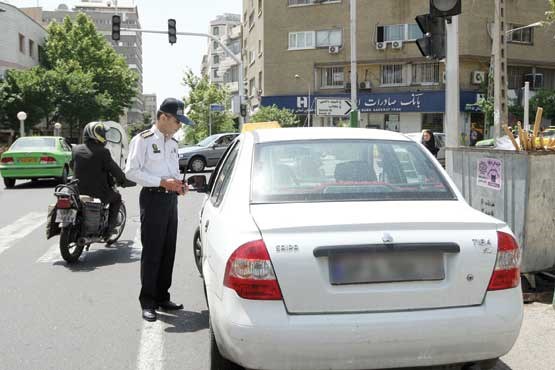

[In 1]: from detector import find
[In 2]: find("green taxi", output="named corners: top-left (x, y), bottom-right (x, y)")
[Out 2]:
top-left (0, 136), bottom-right (73, 188)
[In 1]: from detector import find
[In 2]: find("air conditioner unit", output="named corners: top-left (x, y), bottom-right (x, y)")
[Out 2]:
top-left (391, 40), bottom-right (403, 49)
top-left (328, 45), bottom-right (340, 54)
top-left (472, 71), bottom-right (486, 85)
top-left (359, 81), bottom-right (372, 90)
top-left (376, 42), bottom-right (387, 50)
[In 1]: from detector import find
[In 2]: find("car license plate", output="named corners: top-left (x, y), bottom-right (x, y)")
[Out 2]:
top-left (19, 157), bottom-right (37, 163)
top-left (55, 209), bottom-right (77, 223)
top-left (329, 251), bottom-right (445, 285)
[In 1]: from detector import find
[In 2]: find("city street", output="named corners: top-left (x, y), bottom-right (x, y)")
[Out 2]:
top-left (0, 176), bottom-right (554, 370)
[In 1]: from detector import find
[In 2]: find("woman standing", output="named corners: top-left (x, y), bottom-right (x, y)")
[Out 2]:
top-left (422, 130), bottom-right (439, 158)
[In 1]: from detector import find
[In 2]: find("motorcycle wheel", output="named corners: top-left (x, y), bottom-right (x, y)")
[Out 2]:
top-left (60, 226), bottom-right (84, 264)
top-left (106, 203), bottom-right (127, 245)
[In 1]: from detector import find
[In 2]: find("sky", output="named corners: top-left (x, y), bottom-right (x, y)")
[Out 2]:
top-left (11, 0), bottom-right (242, 105)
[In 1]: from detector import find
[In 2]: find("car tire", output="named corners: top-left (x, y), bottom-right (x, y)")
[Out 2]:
top-left (193, 227), bottom-right (203, 276)
top-left (3, 178), bottom-right (16, 189)
top-left (477, 359), bottom-right (500, 370)
top-left (189, 156), bottom-right (206, 173)
top-left (209, 319), bottom-right (243, 370)
top-left (58, 166), bottom-right (69, 184)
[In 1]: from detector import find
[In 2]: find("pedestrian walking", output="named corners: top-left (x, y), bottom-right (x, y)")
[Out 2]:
top-left (125, 98), bottom-right (188, 322)
top-left (422, 130), bottom-right (439, 158)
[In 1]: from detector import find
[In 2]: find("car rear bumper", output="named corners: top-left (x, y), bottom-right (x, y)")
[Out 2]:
top-left (0, 165), bottom-right (64, 179)
top-left (211, 287), bottom-right (523, 370)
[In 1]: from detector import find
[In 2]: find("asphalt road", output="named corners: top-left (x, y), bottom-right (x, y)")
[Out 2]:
top-left (0, 177), bottom-right (553, 370)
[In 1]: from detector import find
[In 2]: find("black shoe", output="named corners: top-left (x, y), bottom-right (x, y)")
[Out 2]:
top-left (142, 309), bottom-right (157, 322)
top-left (157, 301), bottom-right (184, 310)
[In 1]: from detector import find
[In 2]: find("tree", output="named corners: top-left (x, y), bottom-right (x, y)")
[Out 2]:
top-left (249, 105), bottom-right (300, 127)
top-left (531, 90), bottom-right (555, 124)
top-left (548, 0), bottom-right (555, 22)
top-left (182, 69), bottom-right (236, 144)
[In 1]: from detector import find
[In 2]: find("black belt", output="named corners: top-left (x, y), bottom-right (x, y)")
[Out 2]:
top-left (143, 187), bottom-right (176, 194)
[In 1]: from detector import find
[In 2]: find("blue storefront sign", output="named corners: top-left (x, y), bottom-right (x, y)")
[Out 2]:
top-left (260, 91), bottom-right (482, 115)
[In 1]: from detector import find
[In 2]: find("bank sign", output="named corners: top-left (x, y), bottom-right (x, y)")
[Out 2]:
top-left (261, 91), bottom-right (481, 115)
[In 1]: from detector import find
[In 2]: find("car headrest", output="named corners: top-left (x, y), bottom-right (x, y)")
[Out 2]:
top-left (334, 161), bottom-right (377, 182)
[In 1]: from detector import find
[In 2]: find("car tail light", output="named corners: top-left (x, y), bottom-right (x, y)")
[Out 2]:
top-left (224, 240), bottom-right (283, 300)
top-left (1, 157), bottom-right (14, 164)
top-left (40, 156), bottom-right (57, 164)
top-left (488, 231), bottom-right (521, 291)
top-left (56, 197), bottom-right (72, 209)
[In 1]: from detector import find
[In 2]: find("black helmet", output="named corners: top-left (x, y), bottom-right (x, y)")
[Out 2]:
top-left (83, 122), bottom-right (107, 144)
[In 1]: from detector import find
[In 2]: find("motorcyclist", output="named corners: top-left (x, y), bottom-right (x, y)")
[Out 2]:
top-left (71, 122), bottom-right (128, 239)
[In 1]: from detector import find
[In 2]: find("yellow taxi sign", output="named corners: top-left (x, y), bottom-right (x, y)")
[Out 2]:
top-left (241, 121), bottom-right (281, 133)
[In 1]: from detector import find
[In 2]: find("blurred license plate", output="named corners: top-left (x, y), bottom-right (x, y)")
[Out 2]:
top-left (55, 209), bottom-right (77, 223)
top-left (19, 157), bottom-right (37, 163)
top-left (329, 252), bottom-right (444, 285)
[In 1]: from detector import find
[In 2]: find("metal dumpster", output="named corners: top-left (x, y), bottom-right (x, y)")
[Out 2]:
top-left (447, 148), bottom-right (555, 273)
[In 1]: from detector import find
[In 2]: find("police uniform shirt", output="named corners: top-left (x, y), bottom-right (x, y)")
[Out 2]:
top-left (125, 125), bottom-right (180, 187)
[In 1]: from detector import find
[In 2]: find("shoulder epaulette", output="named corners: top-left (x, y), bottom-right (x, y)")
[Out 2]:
top-left (140, 130), bottom-right (154, 139)
top-left (171, 137), bottom-right (178, 143)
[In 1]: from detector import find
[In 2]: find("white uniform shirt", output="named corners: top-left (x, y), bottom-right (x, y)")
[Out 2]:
top-left (125, 125), bottom-right (181, 187)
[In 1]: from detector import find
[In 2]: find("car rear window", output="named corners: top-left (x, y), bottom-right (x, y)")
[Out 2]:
top-left (251, 139), bottom-right (456, 204)
top-left (10, 138), bottom-right (56, 151)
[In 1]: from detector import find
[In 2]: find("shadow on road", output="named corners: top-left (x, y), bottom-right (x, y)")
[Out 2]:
top-left (53, 239), bottom-right (139, 271)
top-left (6, 179), bottom-right (59, 189)
top-left (371, 360), bottom-right (513, 370)
top-left (158, 309), bottom-right (209, 334)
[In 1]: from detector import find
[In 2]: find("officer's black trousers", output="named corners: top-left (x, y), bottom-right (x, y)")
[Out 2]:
top-left (139, 188), bottom-right (178, 309)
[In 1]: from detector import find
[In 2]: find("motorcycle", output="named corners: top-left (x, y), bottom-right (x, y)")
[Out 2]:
top-left (49, 178), bottom-right (134, 263)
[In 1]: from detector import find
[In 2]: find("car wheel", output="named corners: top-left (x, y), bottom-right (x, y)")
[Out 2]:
top-left (476, 359), bottom-right (499, 370)
top-left (58, 166), bottom-right (69, 184)
top-left (189, 157), bottom-right (206, 173)
top-left (193, 227), bottom-right (203, 276)
top-left (209, 319), bottom-right (243, 370)
top-left (3, 177), bottom-right (16, 188)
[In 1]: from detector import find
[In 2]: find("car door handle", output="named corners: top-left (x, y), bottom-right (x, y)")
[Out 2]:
top-left (204, 220), bottom-right (210, 232)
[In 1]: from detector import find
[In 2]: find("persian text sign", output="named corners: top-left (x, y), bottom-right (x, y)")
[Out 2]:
top-left (477, 158), bottom-right (503, 191)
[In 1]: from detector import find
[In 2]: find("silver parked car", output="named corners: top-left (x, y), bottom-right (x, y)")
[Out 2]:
top-left (178, 133), bottom-right (239, 173)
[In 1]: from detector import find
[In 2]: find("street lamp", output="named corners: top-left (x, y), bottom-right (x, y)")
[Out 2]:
top-left (54, 122), bottom-right (62, 137)
top-left (294, 74), bottom-right (311, 127)
top-left (17, 111), bottom-right (27, 137)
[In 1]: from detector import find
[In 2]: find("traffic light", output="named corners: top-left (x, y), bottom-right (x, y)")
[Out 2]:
top-left (111, 15), bottom-right (121, 41)
top-left (430, 0), bottom-right (462, 18)
top-left (168, 19), bottom-right (177, 45)
top-left (240, 104), bottom-right (247, 118)
top-left (415, 14), bottom-right (446, 60)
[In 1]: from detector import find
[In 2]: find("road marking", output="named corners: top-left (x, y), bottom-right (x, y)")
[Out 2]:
top-left (0, 212), bottom-right (46, 256)
top-left (137, 320), bottom-right (165, 370)
top-left (36, 243), bottom-right (59, 263)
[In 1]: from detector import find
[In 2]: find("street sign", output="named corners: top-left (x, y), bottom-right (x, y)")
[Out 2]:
top-left (210, 104), bottom-right (225, 112)
top-left (316, 99), bottom-right (352, 116)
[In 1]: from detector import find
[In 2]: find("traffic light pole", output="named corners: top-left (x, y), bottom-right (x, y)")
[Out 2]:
top-left (120, 27), bottom-right (246, 130)
top-left (445, 16), bottom-right (461, 172)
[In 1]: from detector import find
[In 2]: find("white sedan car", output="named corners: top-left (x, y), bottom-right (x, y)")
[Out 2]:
top-left (188, 128), bottom-right (522, 370)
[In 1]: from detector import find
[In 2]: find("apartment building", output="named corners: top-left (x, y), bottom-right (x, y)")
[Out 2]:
top-left (0, 2), bottom-right (47, 79)
top-left (243, 0), bottom-right (555, 134)
top-left (143, 93), bottom-right (157, 122)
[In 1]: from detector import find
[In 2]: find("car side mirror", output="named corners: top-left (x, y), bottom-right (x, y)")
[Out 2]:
top-left (187, 175), bottom-right (208, 193)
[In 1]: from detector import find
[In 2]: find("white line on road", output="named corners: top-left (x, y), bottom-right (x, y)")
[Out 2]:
top-left (0, 212), bottom-right (46, 256)
top-left (36, 243), bottom-right (59, 263)
top-left (137, 320), bottom-right (165, 370)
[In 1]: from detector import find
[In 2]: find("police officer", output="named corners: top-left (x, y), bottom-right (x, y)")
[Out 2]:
top-left (125, 98), bottom-right (188, 322)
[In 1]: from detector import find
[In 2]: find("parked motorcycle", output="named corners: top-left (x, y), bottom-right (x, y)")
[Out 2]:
top-left (48, 178), bottom-right (134, 263)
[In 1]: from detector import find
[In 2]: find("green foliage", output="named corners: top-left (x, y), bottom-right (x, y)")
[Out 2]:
top-left (548, 0), bottom-right (555, 22)
top-left (182, 69), bottom-right (236, 144)
top-left (249, 105), bottom-right (300, 127)
top-left (509, 104), bottom-right (524, 124)
top-left (531, 89), bottom-right (555, 123)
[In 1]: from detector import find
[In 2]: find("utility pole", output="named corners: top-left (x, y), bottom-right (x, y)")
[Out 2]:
top-left (349, 0), bottom-right (358, 128)
top-left (493, 0), bottom-right (508, 139)
top-left (524, 81), bottom-right (530, 131)
top-left (445, 16), bottom-right (460, 150)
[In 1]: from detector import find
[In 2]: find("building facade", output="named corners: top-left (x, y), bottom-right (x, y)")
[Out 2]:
top-left (142, 93), bottom-right (157, 123)
top-left (0, 2), bottom-right (47, 79)
top-left (201, 13), bottom-right (242, 114)
top-left (243, 0), bottom-right (555, 136)
top-left (27, 0), bottom-right (144, 127)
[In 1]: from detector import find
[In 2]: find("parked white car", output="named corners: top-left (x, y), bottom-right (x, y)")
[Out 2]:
top-left (188, 128), bottom-right (523, 370)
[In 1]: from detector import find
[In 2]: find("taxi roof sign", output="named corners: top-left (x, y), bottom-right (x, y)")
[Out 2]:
top-left (241, 121), bottom-right (281, 133)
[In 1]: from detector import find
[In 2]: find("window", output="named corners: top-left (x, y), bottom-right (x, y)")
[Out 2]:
top-left (213, 55), bottom-right (219, 64)
top-left (212, 26), bottom-right (219, 36)
top-left (288, 31), bottom-right (315, 50)
top-left (412, 63), bottom-right (440, 85)
top-left (19, 34), bottom-right (25, 53)
top-left (213, 41), bottom-right (219, 50)
top-left (249, 11), bottom-right (255, 30)
top-left (251, 140), bottom-right (455, 204)
top-left (316, 29), bottom-right (342, 47)
top-left (377, 24), bottom-right (422, 42)
top-left (213, 69), bottom-right (218, 78)
top-left (258, 0), bottom-right (263, 15)
top-left (319, 66), bottom-right (344, 88)
top-left (211, 141), bottom-right (240, 207)
top-left (381, 64), bottom-right (407, 86)
top-left (249, 50), bottom-right (255, 64)
top-left (28, 39), bottom-right (35, 58)
top-left (258, 40), bottom-right (262, 56)
top-left (224, 65), bottom-right (239, 83)
top-left (249, 78), bottom-right (256, 96)
top-left (509, 24), bottom-right (533, 44)
top-left (259, 71), bottom-right (263, 94)
top-left (422, 113), bottom-right (444, 133)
